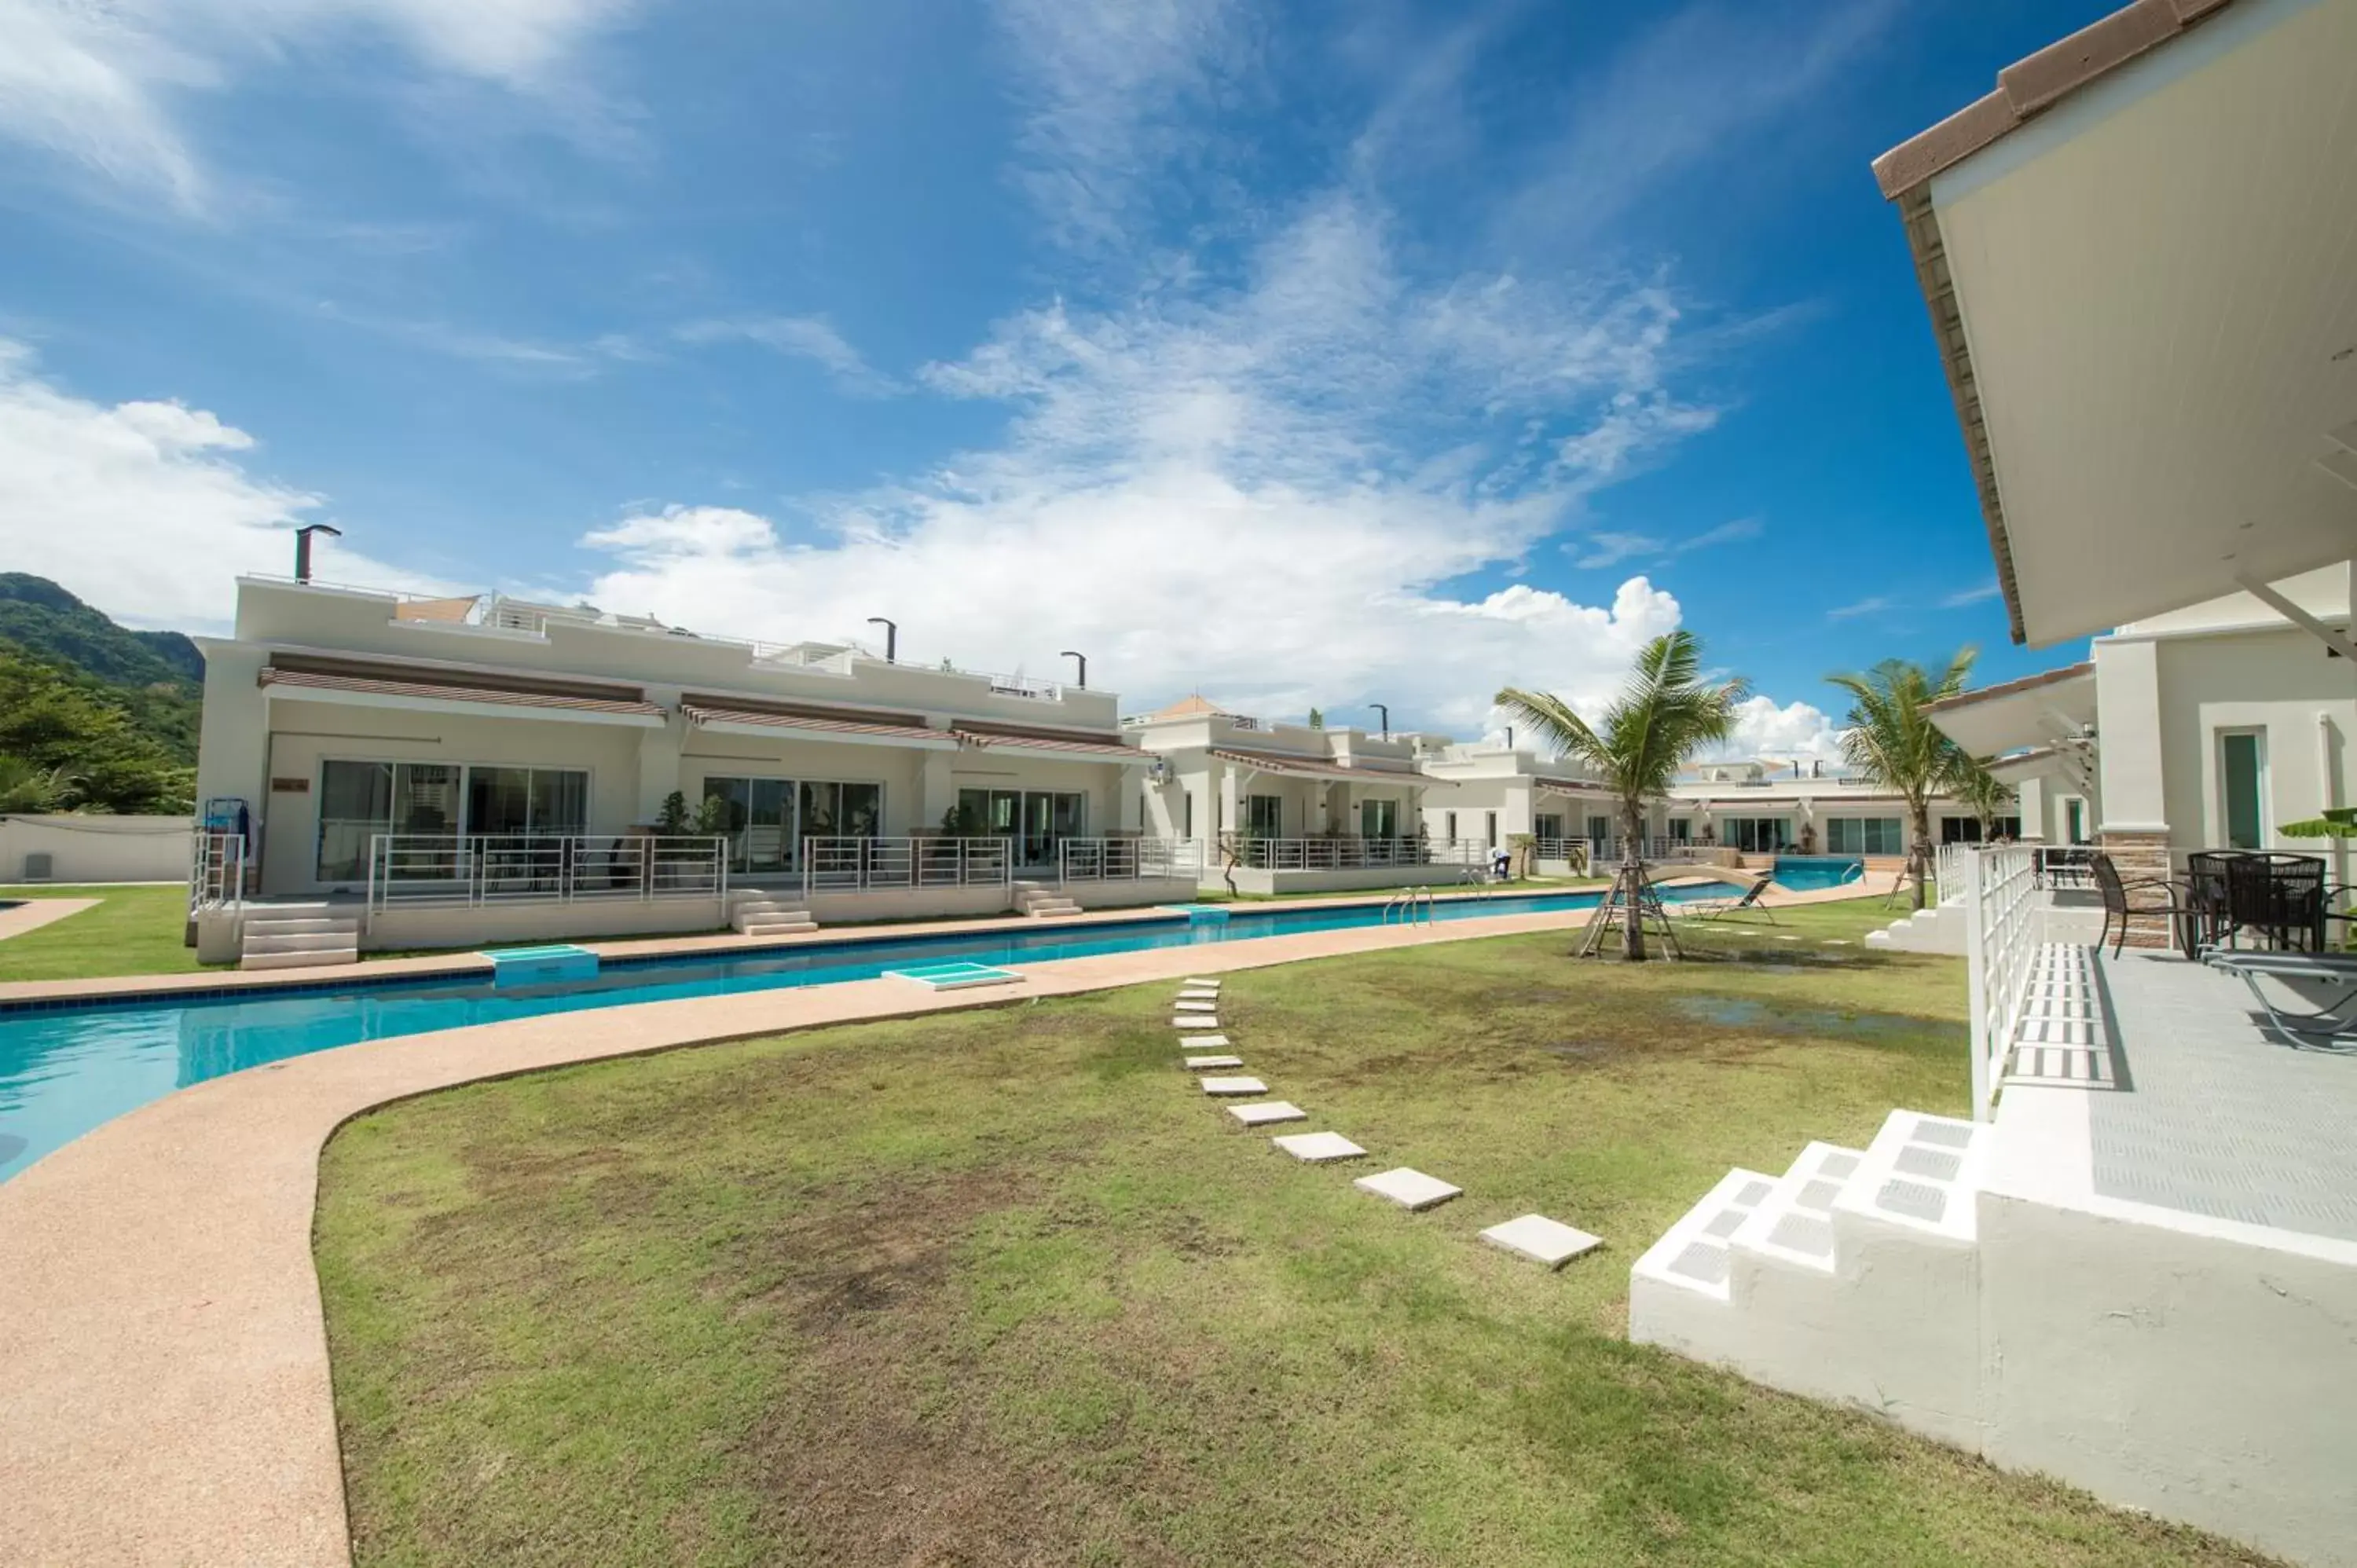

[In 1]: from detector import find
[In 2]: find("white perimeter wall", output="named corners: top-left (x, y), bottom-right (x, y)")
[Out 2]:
top-left (0, 815), bottom-right (192, 884)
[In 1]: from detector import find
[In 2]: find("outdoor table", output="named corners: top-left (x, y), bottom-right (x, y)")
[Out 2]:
top-left (2189, 851), bottom-right (2326, 951)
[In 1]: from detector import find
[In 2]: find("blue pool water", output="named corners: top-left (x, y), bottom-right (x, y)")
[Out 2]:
top-left (1771, 855), bottom-right (1867, 892)
top-left (0, 886), bottom-right (1716, 1181)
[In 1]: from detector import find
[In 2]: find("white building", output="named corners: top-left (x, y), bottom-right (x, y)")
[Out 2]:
top-left (191, 576), bottom-right (1193, 955)
top-left (1633, 4), bottom-right (2357, 1565)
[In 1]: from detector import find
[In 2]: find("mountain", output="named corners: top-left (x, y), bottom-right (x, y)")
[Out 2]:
top-left (0, 573), bottom-right (204, 689)
top-left (0, 574), bottom-right (203, 772)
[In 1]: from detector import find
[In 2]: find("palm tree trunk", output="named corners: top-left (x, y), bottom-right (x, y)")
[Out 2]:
top-left (1621, 799), bottom-right (1647, 962)
top-left (1910, 805), bottom-right (1932, 911)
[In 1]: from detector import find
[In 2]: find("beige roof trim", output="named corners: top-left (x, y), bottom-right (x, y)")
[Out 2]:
top-left (1871, 0), bottom-right (2242, 198)
top-left (1922, 661), bottom-right (2095, 714)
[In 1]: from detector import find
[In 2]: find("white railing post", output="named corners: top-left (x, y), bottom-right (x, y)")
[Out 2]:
top-left (1963, 844), bottom-right (2037, 1120)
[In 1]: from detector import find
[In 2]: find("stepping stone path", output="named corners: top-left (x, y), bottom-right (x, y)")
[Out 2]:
top-left (1274, 1131), bottom-right (1366, 1163)
top-left (1354, 1167), bottom-right (1461, 1211)
top-left (1229, 1101), bottom-right (1307, 1127)
top-left (1185, 1053), bottom-right (1244, 1069)
top-left (1182, 977), bottom-right (1219, 987)
top-left (1175, 999), bottom-right (1218, 1013)
top-left (1479, 1214), bottom-right (1601, 1269)
top-left (1175, 1016), bottom-right (1221, 1029)
top-left (1200, 1075), bottom-right (1266, 1096)
top-left (1179, 1033), bottom-right (1230, 1050)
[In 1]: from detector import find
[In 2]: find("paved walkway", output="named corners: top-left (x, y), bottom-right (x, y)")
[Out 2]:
top-left (0, 897), bottom-right (97, 943)
top-left (0, 884), bottom-right (1875, 1567)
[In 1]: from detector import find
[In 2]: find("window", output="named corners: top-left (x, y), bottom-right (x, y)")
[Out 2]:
top-left (958, 788), bottom-right (1083, 863)
top-left (1360, 798), bottom-right (1400, 839)
top-left (2220, 731), bottom-right (2266, 848)
top-left (703, 776), bottom-right (794, 871)
top-left (1827, 817), bottom-right (1903, 855)
top-left (1443, 811), bottom-right (1457, 841)
top-left (1667, 818), bottom-right (1692, 844)
top-left (1534, 813), bottom-right (1564, 843)
top-left (1246, 793), bottom-right (1283, 838)
top-left (1183, 792), bottom-right (1193, 840)
top-left (465, 766), bottom-right (587, 838)
top-left (2064, 797), bottom-right (2088, 844)
top-left (1485, 811), bottom-right (1498, 848)
top-left (1722, 817), bottom-right (1791, 853)
top-left (314, 760), bottom-right (578, 881)
top-left (801, 781), bottom-right (883, 840)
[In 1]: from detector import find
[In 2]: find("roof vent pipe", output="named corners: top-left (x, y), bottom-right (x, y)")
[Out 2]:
top-left (293, 523), bottom-right (342, 584)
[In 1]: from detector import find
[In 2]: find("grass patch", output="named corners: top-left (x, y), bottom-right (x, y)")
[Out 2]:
top-left (317, 908), bottom-right (2271, 1566)
top-left (0, 883), bottom-right (214, 980)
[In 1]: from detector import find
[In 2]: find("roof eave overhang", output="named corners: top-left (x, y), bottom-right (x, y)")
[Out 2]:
top-left (261, 681), bottom-right (665, 729)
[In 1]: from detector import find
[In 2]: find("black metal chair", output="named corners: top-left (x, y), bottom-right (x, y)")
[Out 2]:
top-left (2089, 853), bottom-right (2205, 958)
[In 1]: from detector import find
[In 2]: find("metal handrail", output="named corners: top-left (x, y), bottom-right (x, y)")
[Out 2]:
top-left (801, 837), bottom-right (1013, 895)
top-left (189, 830), bottom-right (246, 917)
top-left (1962, 845), bottom-right (2039, 1119)
top-left (1057, 837), bottom-right (1204, 882)
top-left (1383, 885), bottom-right (1435, 925)
top-left (1233, 837), bottom-right (1483, 871)
top-left (365, 833), bottom-right (728, 914)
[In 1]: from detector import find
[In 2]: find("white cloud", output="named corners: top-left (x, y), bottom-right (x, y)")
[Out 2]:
top-left (1705, 694), bottom-right (1846, 762)
top-left (1556, 389), bottom-right (1717, 478)
top-left (1942, 580), bottom-right (2002, 608)
top-left (1827, 595), bottom-right (1894, 620)
top-left (0, 0), bottom-right (639, 211)
top-left (1567, 515), bottom-right (1760, 570)
top-left (674, 317), bottom-right (901, 397)
top-left (0, 339), bottom-right (443, 628)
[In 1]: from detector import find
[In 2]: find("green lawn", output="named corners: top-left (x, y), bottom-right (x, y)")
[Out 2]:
top-left (316, 904), bottom-right (2270, 1567)
top-left (0, 883), bottom-right (214, 981)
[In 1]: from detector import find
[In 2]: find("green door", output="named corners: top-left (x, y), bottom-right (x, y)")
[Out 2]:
top-left (2221, 733), bottom-right (2264, 848)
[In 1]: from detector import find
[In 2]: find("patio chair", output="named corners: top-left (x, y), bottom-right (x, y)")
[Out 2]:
top-left (1684, 873), bottom-right (1780, 925)
top-left (2205, 949), bottom-right (2357, 1048)
top-left (2089, 853), bottom-right (2205, 958)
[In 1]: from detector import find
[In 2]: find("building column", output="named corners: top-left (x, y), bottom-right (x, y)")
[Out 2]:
top-left (1118, 763), bottom-right (1146, 833)
top-left (1218, 764), bottom-right (1242, 842)
top-left (636, 713), bottom-right (687, 826)
top-left (919, 752), bottom-right (957, 832)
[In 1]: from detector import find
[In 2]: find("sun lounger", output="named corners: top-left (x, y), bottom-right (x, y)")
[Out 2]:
top-left (1681, 874), bottom-right (1780, 925)
top-left (2205, 949), bottom-right (2357, 1047)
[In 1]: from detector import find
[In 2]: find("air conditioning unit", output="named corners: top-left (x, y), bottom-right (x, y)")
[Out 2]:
top-left (22, 852), bottom-right (53, 882)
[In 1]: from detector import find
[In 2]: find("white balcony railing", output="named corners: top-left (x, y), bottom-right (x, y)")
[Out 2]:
top-left (365, 834), bottom-right (728, 915)
top-left (1936, 841), bottom-right (1970, 906)
top-left (189, 830), bottom-right (246, 918)
top-left (1057, 837), bottom-right (1204, 881)
top-left (803, 837), bottom-right (1013, 894)
top-left (1229, 837), bottom-right (1484, 871)
top-left (1960, 844), bottom-right (2038, 1119)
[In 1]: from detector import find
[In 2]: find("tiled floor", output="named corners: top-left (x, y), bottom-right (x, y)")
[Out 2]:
top-left (2088, 951), bottom-right (2357, 1241)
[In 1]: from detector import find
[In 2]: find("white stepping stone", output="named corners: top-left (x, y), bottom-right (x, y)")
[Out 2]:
top-left (1354, 1167), bottom-right (1461, 1211)
top-left (1183, 977), bottom-right (1219, 987)
top-left (1185, 1053), bottom-right (1244, 1069)
top-left (1200, 1075), bottom-right (1266, 1096)
top-left (1479, 1214), bottom-right (1602, 1269)
top-left (1178, 1033), bottom-right (1230, 1050)
top-left (1175, 1017), bottom-right (1220, 1029)
top-left (1177, 989), bottom-right (1219, 1002)
top-left (1228, 1101), bottom-right (1307, 1127)
top-left (1273, 1131), bottom-right (1366, 1163)
top-left (1175, 999), bottom-right (1218, 1013)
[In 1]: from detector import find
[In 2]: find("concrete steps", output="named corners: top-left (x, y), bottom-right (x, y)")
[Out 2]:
top-left (239, 903), bottom-right (359, 969)
top-left (1632, 1108), bottom-right (1990, 1445)
top-left (731, 895), bottom-right (817, 938)
top-left (1013, 881), bottom-right (1083, 918)
top-left (1865, 902), bottom-right (1966, 954)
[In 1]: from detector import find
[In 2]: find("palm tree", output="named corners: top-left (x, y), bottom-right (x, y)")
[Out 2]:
top-left (1827, 650), bottom-right (1977, 910)
top-left (1497, 631), bottom-right (1748, 960)
top-left (1952, 760), bottom-right (2015, 844)
top-left (0, 757), bottom-right (80, 814)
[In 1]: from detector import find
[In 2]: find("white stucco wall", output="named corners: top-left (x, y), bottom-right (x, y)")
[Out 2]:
top-left (2151, 626), bottom-right (2355, 858)
top-left (0, 815), bottom-right (193, 884)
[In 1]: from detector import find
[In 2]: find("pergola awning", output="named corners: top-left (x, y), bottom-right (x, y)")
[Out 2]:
top-left (1875, 0), bottom-right (2357, 645)
top-left (1923, 662), bottom-right (2097, 757)
top-left (260, 664), bottom-right (666, 727)
top-left (954, 728), bottom-right (1141, 761)
top-left (681, 702), bottom-right (958, 749)
top-left (1208, 747), bottom-right (1420, 785)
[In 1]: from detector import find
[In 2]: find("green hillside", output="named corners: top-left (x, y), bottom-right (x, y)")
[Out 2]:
top-left (0, 575), bottom-right (202, 813)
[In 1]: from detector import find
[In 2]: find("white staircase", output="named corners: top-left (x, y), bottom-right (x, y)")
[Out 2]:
top-left (731, 892), bottom-right (817, 939)
top-left (1632, 1108), bottom-right (1990, 1447)
top-left (237, 902), bottom-right (360, 970)
top-left (1013, 881), bottom-right (1083, 918)
top-left (1864, 902), bottom-right (1967, 953)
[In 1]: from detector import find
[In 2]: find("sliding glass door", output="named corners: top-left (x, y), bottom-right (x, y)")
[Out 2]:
top-left (959, 788), bottom-right (1084, 866)
top-left (702, 776), bottom-right (794, 872)
top-left (315, 760), bottom-right (577, 882)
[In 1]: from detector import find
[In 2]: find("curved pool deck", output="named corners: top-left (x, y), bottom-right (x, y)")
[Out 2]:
top-left (0, 885), bottom-right (1871, 1567)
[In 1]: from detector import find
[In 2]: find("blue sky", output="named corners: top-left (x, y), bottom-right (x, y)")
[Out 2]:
top-left (0, 0), bottom-right (2115, 753)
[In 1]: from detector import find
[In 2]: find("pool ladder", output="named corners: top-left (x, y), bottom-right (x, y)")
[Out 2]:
top-left (1383, 886), bottom-right (1435, 925)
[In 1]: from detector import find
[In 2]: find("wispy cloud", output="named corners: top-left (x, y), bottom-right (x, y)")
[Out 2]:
top-left (675, 317), bottom-right (901, 397)
top-left (1569, 515), bottom-right (1760, 570)
top-left (1942, 580), bottom-right (2002, 607)
top-left (1827, 595), bottom-right (1896, 620)
top-left (0, 0), bottom-right (643, 214)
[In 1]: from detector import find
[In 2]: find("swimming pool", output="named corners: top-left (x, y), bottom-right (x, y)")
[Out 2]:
top-left (0, 885), bottom-right (1717, 1181)
top-left (1770, 856), bottom-right (1867, 892)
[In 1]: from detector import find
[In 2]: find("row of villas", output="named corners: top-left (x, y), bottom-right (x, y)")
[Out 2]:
top-left (189, 574), bottom-right (1991, 954)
